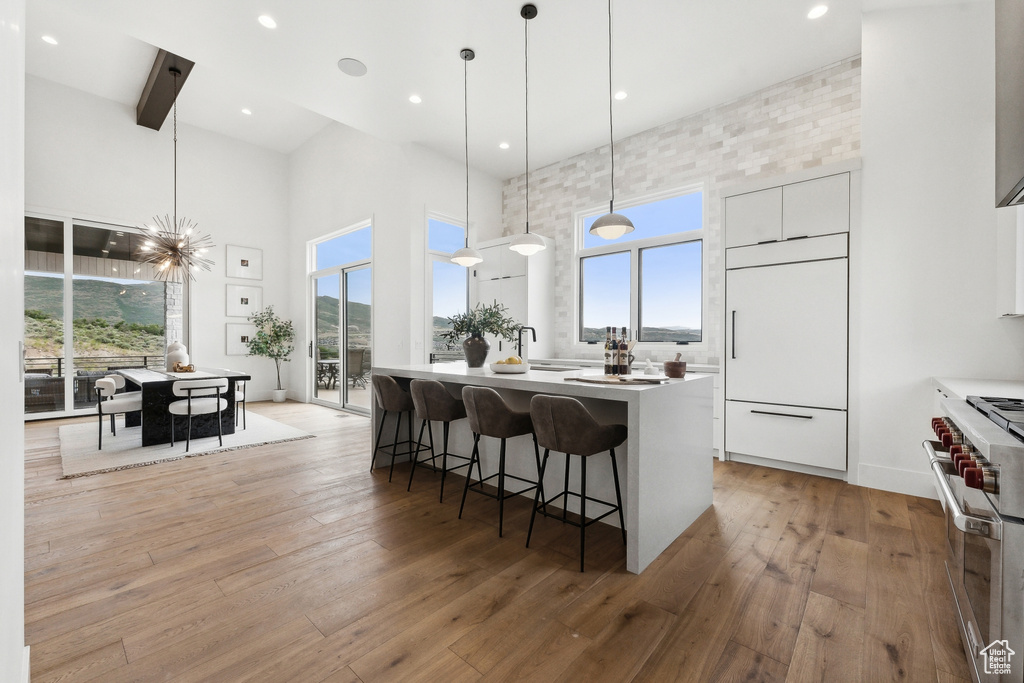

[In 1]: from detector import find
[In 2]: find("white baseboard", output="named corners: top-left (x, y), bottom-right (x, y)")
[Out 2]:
top-left (724, 452), bottom-right (847, 481)
top-left (857, 463), bottom-right (937, 499)
top-left (22, 646), bottom-right (29, 683)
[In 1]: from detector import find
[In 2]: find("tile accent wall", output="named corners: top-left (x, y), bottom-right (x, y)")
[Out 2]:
top-left (501, 56), bottom-right (861, 365)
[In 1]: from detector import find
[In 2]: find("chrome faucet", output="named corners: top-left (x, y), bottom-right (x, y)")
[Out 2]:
top-left (517, 326), bottom-right (537, 359)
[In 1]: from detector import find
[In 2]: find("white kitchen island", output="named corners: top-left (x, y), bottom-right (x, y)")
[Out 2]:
top-left (370, 362), bottom-right (714, 574)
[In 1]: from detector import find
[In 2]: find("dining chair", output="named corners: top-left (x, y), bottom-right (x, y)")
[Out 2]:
top-left (94, 376), bottom-right (143, 450)
top-left (234, 380), bottom-right (247, 430)
top-left (168, 378), bottom-right (229, 452)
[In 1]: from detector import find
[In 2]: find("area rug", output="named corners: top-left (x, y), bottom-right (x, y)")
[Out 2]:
top-left (58, 413), bottom-right (315, 478)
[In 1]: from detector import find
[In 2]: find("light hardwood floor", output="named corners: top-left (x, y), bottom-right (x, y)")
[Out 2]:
top-left (25, 401), bottom-right (971, 682)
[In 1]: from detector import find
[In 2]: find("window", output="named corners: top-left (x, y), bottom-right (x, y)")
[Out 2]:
top-left (426, 217), bottom-right (468, 354)
top-left (577, 190), bottom-right (703, 344)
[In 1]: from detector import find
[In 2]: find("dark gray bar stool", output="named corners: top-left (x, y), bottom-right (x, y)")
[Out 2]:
top-left (407, 379), bottom-right (472, 502)
top-left (459, 386), bottom-right (543, 537)
top-left (527, 394), bottom-right (627, 572)
top-left (371, 374), bottom-right (416, 481)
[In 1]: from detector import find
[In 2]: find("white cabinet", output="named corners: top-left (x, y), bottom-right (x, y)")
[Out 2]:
top-left (725, 256), bottom-right (847, 409)
top-left (724, 172), bottom-right (851, 248)
top-left (724, 188), bottom-right (782, 248)
top-left (725, 400), bottom-right (847, 471)
top-left (471, 235), bottom-right (553, 362)
top-left (782, 173), bottom-right (850, 240)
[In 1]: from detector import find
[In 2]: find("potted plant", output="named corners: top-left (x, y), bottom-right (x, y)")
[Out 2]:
top-left (245, 305), bottom-right (295, 402)
top-left (439, 301), bottom-right (520, 367)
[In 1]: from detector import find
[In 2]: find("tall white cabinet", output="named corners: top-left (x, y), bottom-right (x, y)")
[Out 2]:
top-left (723, 167), bottom-right (856, 474)
top-left (470, 235), bottom-right (554, 361)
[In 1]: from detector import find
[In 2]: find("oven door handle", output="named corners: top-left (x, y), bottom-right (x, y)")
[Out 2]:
top-left (923, 441), bottom-right (1001, 540)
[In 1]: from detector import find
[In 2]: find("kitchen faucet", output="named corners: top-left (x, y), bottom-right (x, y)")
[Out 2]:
top-left (517, 326), bottom-right (536, 359)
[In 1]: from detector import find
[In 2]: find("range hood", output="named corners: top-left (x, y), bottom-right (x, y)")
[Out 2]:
top-left (996, 0), bottom-right (1024, 207)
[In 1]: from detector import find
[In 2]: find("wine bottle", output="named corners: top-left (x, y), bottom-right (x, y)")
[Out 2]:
top-left (603, 326), bottom-right (612, 374)
top-left (610, 328), bottom-right (619, 375)
top-left (619, 326), bottom-right (630, 375)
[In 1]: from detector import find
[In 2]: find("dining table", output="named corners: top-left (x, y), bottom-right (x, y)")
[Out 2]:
top-left (116, 367), bottom-right (251, 446)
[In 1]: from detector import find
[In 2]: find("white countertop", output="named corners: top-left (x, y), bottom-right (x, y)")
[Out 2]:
top-left (374, 361), bottom-right (713, 400)
top-left (933, 377), bottom-right (1024, 400)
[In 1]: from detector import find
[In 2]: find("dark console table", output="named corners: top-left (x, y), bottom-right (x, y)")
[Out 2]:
top-left (116, 368), bottom-right (251, 447)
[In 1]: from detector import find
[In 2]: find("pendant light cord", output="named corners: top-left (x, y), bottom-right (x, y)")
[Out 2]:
top-left (464, 54), bottom-right (470, 248)
top-left (172, 68), bottom-right (179, 231)
top-left (524, 13), bottom-right (531, 235)
top-left (607, 0), bottom-right (615, 215)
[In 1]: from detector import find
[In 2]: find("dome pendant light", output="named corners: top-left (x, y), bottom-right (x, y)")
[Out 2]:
top-left (509, 4), bottom-right (546, 257)
top-left (590, 0), bottom-right (635, 241)
top-left (451, 48), bottom-right (483, 267)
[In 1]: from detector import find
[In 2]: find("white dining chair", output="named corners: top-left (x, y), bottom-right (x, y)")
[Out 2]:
top-left (234, 380), bottom-right (247, 430)
top-left (169, 378), bottom-right (229, 452)
top-left (95, 376), bottom-right (143, 450)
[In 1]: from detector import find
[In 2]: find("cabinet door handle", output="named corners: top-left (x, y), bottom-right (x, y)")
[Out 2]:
top-left (750, 409), bottom-right (813, 420)
top-left (731, 310), bottom-right (736, 359)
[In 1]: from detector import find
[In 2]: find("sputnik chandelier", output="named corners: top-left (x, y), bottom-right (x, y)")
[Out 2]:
top-left (139, 66), bottom-right (214, 282)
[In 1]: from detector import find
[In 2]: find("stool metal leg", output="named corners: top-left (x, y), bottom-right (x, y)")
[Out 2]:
top-left (497, 438), bottom-right (508, 538)
top-left (579, 454), bottom-right (587, 573)
top-left (407, 418), bottom-right (428, 491)
top-left (458, 433), bottom-right (481, 520)
top-left (388, 411), bottom-right (403, 482)
top-left (526, 448), bottom-right (551, 548)
top-left (439, 421), bottom-right (450, 503)
top-left (610, 448), bottom-right (626, 545)
top-left (562, 453), bottom-right (572, 523)
top-left (371, 409), bottom-right (389, 472)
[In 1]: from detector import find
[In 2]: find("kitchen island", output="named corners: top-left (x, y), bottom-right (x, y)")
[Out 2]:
top-left (370, 362), bottom-right (714, 573)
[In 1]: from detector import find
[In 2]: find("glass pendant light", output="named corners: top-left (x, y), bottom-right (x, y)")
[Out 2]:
top-left (589, 0), bottom-right (635, 241)
top-left (451, 48), bottom-right (483, 267)
top-left (509, 4), bottom-right (546, 256)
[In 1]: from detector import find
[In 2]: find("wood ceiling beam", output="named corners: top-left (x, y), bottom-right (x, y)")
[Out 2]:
top-left (136, 49), bottom-right (195, 131)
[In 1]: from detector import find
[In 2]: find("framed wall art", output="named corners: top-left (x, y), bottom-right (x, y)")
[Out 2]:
top-left (226, 284), bottom-right (262, 318)
top-left (226, 323), bottom-right (256, 356)
top-left (225, 245), bottom-right (263, 280)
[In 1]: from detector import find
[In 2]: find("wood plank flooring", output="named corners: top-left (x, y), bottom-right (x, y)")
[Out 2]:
top-left (25, 402), bottom-right (971, 682)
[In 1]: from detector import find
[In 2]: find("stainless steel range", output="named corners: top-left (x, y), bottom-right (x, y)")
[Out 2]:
top-left (925, 396), bottom-right (1024, 682)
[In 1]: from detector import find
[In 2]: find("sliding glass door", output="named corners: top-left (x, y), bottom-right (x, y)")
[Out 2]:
top-left (310, 223), bottom-right (372, 413)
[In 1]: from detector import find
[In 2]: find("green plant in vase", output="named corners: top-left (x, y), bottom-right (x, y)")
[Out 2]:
top-left (245, 305), bottom-right (295, 401)
top-left (439, 301), bottom-right (520, 367)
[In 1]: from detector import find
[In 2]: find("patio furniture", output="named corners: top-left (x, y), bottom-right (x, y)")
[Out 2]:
top-left (347, 348), bottom-right (368, 388)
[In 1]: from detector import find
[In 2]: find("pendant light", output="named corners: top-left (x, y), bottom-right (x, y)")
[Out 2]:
top-left (451, 48), bottom-right (484, 267)
top-left (508, 3), bottom-right (546, 256)
top-left (589, 0), bottom-right (635, 241)
top-left (139, 66), bottom-right (215, 280)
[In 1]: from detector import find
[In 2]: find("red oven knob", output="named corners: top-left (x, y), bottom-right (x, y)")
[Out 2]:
top-left (941, 432), bottom-right (953, 447)
top-left (958, 458), bottom-right (977, 477)
top-left (963, 467), bottom-right (996, 493)
top-left (950, 445), bottom-right (964, 457)
top-left (932, 417), bottom-right (944, 429)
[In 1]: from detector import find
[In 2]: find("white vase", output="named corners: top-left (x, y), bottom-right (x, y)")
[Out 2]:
top-left (272, 389), bottom-right (287, 403)
top-left (166, 341), bottom-right (189, 371)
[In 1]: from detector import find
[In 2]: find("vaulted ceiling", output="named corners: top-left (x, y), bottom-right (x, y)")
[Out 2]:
top-left (26, 0), bottom-right (863, 179)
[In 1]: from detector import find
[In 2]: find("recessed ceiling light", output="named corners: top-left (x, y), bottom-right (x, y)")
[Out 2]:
top-left (614, 91), bottom-right (627, 101)
top-left (409, 95), bottom-right (422, 104)
top-left (41, 35), bottom-right (58, 45)
top-left (258, 15), bottom-right (277, 29)
top-left (499, 142), bottom-right (510, 150)
top-left (807, 5), bottom-right (828, 19)
top-left (241, 108), bottom-right (252, 116)
top-left (337, 58), bottom-right (367, 77)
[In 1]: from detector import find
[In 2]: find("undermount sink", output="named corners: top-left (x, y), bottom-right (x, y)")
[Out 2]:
top-left (528, 365), bottom-right (581, 372)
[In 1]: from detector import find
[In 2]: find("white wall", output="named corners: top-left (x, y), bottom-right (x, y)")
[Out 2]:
top-left (0, 1), bottom-right (27, 679)
top-left (25, 76), bottom-right (292, 400)
top-left (856, 1), bottom-right (1024, 495)
top-left (287, 121), bottom-right (502, 397)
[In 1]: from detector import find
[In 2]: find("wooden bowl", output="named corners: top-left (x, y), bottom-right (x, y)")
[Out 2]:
top-left (663, 360), bottom-right (687, 378)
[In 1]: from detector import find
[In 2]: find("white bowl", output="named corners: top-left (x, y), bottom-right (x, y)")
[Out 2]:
top-left (490, 362), bottom-right (530, 374)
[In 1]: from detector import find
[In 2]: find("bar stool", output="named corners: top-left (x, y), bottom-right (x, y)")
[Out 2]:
top-left (527, 394), bottom-right (627, 572)
top-left (459, 386), bottom-right (543, 537)
top-left (407, 379), bottom-right (472, 502)
top-left (371, 374), bottom-right (417, 481)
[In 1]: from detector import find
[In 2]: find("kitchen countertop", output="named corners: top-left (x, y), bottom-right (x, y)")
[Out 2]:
top-left (371, 361), bottom-right (714, 573)
top-left (933, 377), bottom-right (1024, 400)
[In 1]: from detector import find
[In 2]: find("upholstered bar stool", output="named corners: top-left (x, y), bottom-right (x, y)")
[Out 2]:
top-left (407, 379), bottom-right (472, 502)
top-left (371, 374), bottom-right (417, 481)
top-left (527, 394), bottom-right (627, 572)
top-left (459, 386), bottom-right (543, 537)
